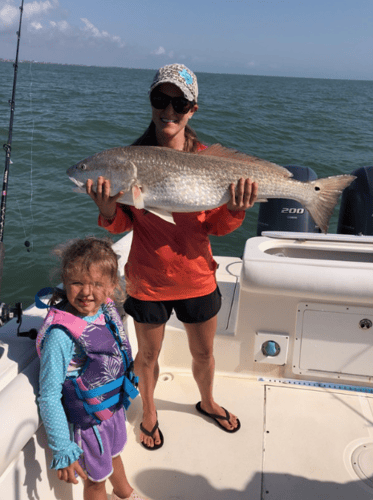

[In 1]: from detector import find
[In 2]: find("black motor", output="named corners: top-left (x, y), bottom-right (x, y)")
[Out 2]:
top-left (257, 165), bottom-right (320, 235)
top-left (337, 166), bottom-right (373, 235)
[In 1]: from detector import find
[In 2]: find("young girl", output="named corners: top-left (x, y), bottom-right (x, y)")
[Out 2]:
top-left (36, 237), bottom-right (147, 500)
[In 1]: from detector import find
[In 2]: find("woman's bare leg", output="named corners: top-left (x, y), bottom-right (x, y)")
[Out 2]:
top-left (134, 321), bottom-right (165, 447)
top-left (185, 316), bottom-right (239, 431)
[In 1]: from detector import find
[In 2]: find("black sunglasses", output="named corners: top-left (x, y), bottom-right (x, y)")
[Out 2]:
top-left (150, 90), bottom-right (195, 114)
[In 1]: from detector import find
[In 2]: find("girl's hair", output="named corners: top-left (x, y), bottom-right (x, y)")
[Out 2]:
top-left (132, 120), bottom-right (201, 153)
top-left (50, 236), bottom-right (124, 303)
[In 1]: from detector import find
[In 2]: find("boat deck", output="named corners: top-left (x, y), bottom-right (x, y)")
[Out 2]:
top-left (2, 232), bottom-right (373, 499)
top-left (123, 371), bottom-right (262, 499)
top-left (119, 356), bottom-right (373, 500)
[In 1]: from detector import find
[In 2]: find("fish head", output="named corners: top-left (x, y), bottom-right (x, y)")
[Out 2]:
top-left (66, 149), bottom-right (137, 196)
top-left (67, 158), bottom-right (93, 193)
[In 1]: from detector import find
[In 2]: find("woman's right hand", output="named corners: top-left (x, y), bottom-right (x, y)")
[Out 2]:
top-left (57, 460), bottom-right (87, 484)
top-left (86, 176), bottom-right (123, 220)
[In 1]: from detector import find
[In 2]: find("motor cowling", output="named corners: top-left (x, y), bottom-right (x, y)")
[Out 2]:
top-left (257, 165), bottom-right (320, 235)
top-left (337, 166), bottom-right (373, 235)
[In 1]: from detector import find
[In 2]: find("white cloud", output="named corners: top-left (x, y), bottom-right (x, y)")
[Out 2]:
top-left (81, 17), bottom-right (100, 38)
top-left (111, 35), bottom-right (122, 45)
top-left (0, 1), bottom-right (124, 49)
top-left (30, 21), bottom-right (42, 30)
top-left (0, 2), bottom-right (19, 29)
top-left (152, 46), bottom-right (175, 58)
top-left (0, 0), bottom-right (57, 32)
top-left (0, 0), bottom-right (55, 30)
top-left (56, 19), bottom-right (68, 32)
top-left (153, 46), bottom-right (165, 56)
top-left (80, 17), bottom-right (124, 47)
top-left (24, 0), bottom-right (55, 18)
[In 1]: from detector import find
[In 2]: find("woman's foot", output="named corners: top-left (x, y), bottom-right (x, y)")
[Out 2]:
top-left (196, 401), bottom-right (240, 432)
top-left (139, 412), bottom-right (164, 449)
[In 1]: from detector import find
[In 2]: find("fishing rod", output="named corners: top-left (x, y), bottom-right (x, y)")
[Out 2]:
top-left (0, 0), bottom-right (24, 328)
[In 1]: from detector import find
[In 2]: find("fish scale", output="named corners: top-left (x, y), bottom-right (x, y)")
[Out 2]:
top-left (67, 143), bottom-right (356, 233)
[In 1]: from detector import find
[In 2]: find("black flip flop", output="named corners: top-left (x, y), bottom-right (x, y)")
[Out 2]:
top-left (140, 420), bottom-right (164, 450)
top-left (196, 401), bottom-right (241, 433)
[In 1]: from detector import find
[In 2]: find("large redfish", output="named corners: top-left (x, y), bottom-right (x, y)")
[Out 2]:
top-left (67, 144), bottom-right (355, 233)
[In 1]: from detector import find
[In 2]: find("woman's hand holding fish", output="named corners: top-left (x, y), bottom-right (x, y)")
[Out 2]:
top-left (86, 176), bottom-right (123, 220)
top-left (227, 178), bottom-right (258, 211)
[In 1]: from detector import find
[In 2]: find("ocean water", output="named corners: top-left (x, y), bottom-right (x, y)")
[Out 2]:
top-left (0, 62), bottom-right (372, 308)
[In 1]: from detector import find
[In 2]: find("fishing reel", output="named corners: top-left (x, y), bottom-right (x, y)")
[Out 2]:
top-left (0, 301), bottom-right (22, 327)
top-left (0, 301), bottom-right (38, 338)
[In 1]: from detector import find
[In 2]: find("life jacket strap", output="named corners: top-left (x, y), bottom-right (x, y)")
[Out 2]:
top-left (80, 377), bottom-right (139, 415)
top-left (78, 376), bottom-right (124, 399)
top-left (123, 376), bottom-right (139, 400)
top-left (76, 374), bottom-right (139, 401)
top-left (83, 393), bottom-right (122, 414)
top-left (93, 425), bottom-right (104, 456)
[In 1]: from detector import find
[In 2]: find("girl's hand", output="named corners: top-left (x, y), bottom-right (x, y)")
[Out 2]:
top-left (227, 178), bottom-right (258, 211)
top-left (57, 460), bottom-right (87, 484)
top-left (86, 176), bottom-right (123, 220)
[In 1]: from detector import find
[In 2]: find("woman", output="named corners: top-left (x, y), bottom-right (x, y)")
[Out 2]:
top-left (87, 64), bottom-right (258, 450)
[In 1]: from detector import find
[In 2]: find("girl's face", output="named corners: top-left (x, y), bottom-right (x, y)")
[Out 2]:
top-left (64, 262), bottom-right (115, 317)
top-left (151, 83), bottom-right (198, 148)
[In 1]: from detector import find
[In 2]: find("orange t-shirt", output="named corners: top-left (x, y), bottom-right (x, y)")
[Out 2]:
top-left (99, 205), bottom-right (245, 301)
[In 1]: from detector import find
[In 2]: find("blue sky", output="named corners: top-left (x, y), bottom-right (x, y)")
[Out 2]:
top-left (1, 0), bottom-right (372, 80)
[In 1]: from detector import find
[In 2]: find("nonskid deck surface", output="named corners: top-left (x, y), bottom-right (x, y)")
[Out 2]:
top-left (118, 372), bottom-right (264, 500)
top-left (114, 372), bottom-right (373, 500)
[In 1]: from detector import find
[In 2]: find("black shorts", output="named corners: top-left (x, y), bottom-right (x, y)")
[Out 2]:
top-left (124, 287), bottom-right (221, 325)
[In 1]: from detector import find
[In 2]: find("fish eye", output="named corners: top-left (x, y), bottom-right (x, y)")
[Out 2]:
top-left (80, 163), bottom-right (87, 170)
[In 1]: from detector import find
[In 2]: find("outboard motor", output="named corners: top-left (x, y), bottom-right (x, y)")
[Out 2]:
top-left (337, 166), bottom-right (373, 235)
top-left (257, 165), bottom-right (320, 235)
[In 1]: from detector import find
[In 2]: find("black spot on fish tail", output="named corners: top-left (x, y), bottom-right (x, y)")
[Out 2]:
top-left (306, 175), bottom-right (356, 233)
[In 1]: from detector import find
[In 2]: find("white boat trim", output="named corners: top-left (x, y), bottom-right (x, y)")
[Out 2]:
top-left (262, 230), bottom-right (373, 243)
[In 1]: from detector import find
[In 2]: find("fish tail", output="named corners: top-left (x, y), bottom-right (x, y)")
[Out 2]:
top-left (306, 175), bottom-right (356, 233)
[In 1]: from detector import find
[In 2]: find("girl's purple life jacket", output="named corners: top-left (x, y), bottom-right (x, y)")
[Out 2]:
top-left (36, 294), bottom-right (139, 429)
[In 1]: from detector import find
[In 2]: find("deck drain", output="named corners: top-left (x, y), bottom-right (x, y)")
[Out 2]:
top-left (159, 372), bottom-right (174, 382)
top-left (351, 443), bottom-right (373, 488)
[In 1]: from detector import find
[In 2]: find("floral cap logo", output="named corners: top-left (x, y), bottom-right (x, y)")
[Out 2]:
top-left (179, 69), bottom-right (193, 85)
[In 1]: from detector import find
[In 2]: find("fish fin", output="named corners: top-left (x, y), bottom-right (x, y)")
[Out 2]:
top-left (72, 186), bottom-right (86, 194)
top-left (146, 208), bottom-right (176, 225)
top-left (132, 185), bottom-right (144, 209)
top-left (306, 175), bottom-right (356, 233)
top-left (197, 144), bottom-right (293, 178)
